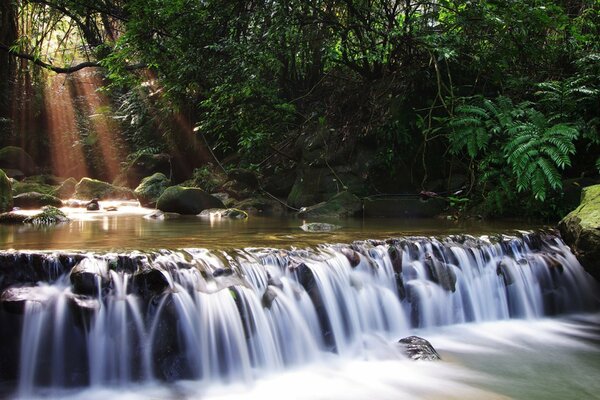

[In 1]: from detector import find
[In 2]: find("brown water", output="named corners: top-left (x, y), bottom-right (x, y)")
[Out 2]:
top-left (0, 202), bottom-right (547, 251)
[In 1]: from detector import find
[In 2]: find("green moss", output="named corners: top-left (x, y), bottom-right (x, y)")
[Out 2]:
top-left (134, 173), bottom-right (171, 207)
top-left (24, 206), bottom-right (69, 225)
top-left (74, 177), bottom-right (134, 200)
top-left (12, 181), bottom-right (57, 196)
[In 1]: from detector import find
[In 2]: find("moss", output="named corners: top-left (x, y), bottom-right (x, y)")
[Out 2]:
top-left (134, 173), bottom-right (170, 207)
top-left (24, 206), bottom-right (69, 225)
top-left (12, 180), bottom-right (57, 196)
top-left (156, 186), bottom-right (225, 214)
top-left (13, 192), bottom-right (63, 209)
top-left (0, 169), bottom-right (12, 212)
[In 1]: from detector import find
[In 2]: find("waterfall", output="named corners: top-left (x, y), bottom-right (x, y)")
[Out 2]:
top-left (0, 231), bottom-right (597, 396)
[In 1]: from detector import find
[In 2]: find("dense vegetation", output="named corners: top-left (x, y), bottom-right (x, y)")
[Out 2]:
top-left (0, 0), bottom-right (598, 219)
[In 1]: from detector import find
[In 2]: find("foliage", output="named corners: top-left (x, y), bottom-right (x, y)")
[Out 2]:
top-left (448, 96), bottom-right (579, 212)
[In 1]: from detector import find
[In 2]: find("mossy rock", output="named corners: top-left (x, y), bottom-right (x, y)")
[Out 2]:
top-left (13, 192), bottom-right (62, 209)
top-left (74, 178), bottom-right (135, 200)
top-left (156, 186), bottom-right (225, 215)
top-left (0, 146), bottom-right (37, 176)
top-left (54, 177), bottom-right (78, 199)
top-left (134, 173), bottom-right (171, 208)
top-left (198, 208), bottom-right (248, 219)
top-left (0, 169), bottom-right (13, 212)
top-left (24, 206), bottom-right (69, 225)
top-left (0, 212), bottom-right (27, 224)
top-left (12, 180), bottom-right (57, 196)
top-left (298, 191), bottom-right (362, 219)
top-left (559, 184), bottom-right (600, 280)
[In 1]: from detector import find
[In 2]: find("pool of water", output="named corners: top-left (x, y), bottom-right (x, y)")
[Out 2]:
top-left (0, 201), bottom-right (547, 251)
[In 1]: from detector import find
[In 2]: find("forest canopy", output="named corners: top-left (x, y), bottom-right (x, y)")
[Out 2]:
top-left (0, 0), bottom-right (599, 218)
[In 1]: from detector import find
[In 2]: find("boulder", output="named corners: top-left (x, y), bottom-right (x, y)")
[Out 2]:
top-left (134, 173), bottom-right (171, 208)
top-left (0, 146), bottom-right (37, 176)
top-left (115, 153), bottom-right (172, 188)
top-left (70, 258), bottom-right (108, 295)
top-left (227, 168), bottom-right (259, 189)
top-left (298, 191), bottom-right (362, 219)
top-left (74, 177), bottom-right (134, 200)
top-left (397, 336), bottom-right (441, 361)
top-left (156, 186), bottom-right (225, 215)
top-left (13, 192), bottom-right (62, 209)
top-left (559, 184), bottom-right (600, 280)
top-left (54, 177), bottom-right (78, 199)
top-left (0, 212), bottom-right (27, 224)
top-left (11, 179), bottom-right (57, 196)
top-left (24, 206), bottom-right (69, 225)
top-left (85, 199), bottom-right (100, 211)
top-left (1, 286), bottom-right (52, 314)
top-left (0, 169), bottom-right (12, 212)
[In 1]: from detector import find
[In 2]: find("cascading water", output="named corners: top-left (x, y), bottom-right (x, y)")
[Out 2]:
top-left (0, 231), bottom-right (597, 398)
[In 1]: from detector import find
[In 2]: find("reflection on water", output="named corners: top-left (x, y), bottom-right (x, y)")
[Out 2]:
top-left (0, 202), bottom-right (547, 251)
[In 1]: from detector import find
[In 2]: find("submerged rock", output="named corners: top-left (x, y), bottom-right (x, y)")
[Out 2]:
top-left (135, 172), bottom-right (171, 208)
top-left (156, 186), bottom-right (225, 215)
top-left (0, 169), bottom-right (12, 212)
top-left (198, 208), bottom-right (248, 219)
top-left (559, 184), bottom-right (600, 280)
top-left (13, 191), bottom-right (62, 209)
top-left (300, 222), bottom-right (341, 232)
top-left (398, 336), bottom-right (441, 361)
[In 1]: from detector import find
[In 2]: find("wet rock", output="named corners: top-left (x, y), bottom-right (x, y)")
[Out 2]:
top-left (297, 191), bottom-right (362, 219)
top-left (0, 286), bottom-right (51, 314)
top-left (24, 206), bottom-right (69, 225)
top-left (198, 208), bottom-right (248, 219)
top-left (496, 258), bottom-right (514, 286)
top-left (424, 254), bottom-right (457, 292)
top-left (0, 169), bottom-right (12, 212)
top-left (105, 205), bottom-right (118, 212)
top-left (388, 245), bottom-right (403, 273)
top-left (0, 212), bottom-right (27, 224)
top-left (133, 268), bottom-right (170, 297)
top-left (54, 177), bottom-right (77, 199)
top-left (86, 198), bottom-right (100, 211)
top-left (13, 192), bottom-right (62, 209)
top-left (74, 177), bottom-right (135, 200)
top-left (134, 172), bottom-right (171, 208)
top-left (212, 268), bottom-right (233, 277)
top-left (341, 247), bottom-right (361, 267)
top-left (300, 222), bottom-right (341, 232)
top-left (559, 184), bottom-right (600, 280)
top-left (0, 146), bottom-right (37, 176)
top-left (70, 258), bottom-right (108, 295)
top-left (261, 286), bottom-right (278, 309)
top-left (156, 186), bottom-right (225, 215)
top-left (398, 336), bottom-right (441, 361)
top-left (143, 210), bottom-right (180, 220)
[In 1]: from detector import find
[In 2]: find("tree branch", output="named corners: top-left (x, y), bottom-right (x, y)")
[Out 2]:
top-left (0, 42), bottom-right (145, 74)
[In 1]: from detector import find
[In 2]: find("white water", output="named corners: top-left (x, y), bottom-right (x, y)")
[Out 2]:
top-left (5, 232), bottom-right (599, 398)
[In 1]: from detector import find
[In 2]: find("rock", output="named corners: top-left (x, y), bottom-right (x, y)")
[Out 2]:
top-left (70, 258), bottom-right (108, 295)
top-left (0, 169), bottom-right (12, 212)
top-left (105, 206), bottom-right (118, 212)
top-left (341, 248), bottom-right (361, 267)
top-left (227, 168), bottom-right (259, 188)
top-left (115, 153), bottom-right (172, 188)
top-left (74, 177), bottom-right (134, 200)
top-left (132, 268), bottom-right (170, 297)
top-left (0, 146), bottom-right (37, 176)
top-left (559, 184), bottom-right (600, 280)
top-left (0, 212), bottom-right (27, 224)
top-left (134, 173), bottom-right (171, 208)
top-left (156, 186), bottom-right (225, 215)
top-left (261, 286), bottom-right (278, 309)
top-left (424, 254), bottom-right (456, 292)
top-left (234, 196), bottom-right (286, 215)
top-left (2, 169), bottom-right (24, 180)
top-left (1, 286), bottom-right (51, 314)
top-left (11, 180), bottom-right (57, 196)
top-left (144, 210), bottom-right (178, 220)
top-left (298, 191), bottom-right (362, 219)
top-left (24, 206), bottom-right (69, 225)
top-left (85, 199), bottom-right (100, 211)
top-left (300, 222), bottom-right (341, 232)
top-left (198, 208), bottom-right (248, 219)
top-left (54, 177), bottom-right (77, 199)
top-left (262, 169), bottom-right (296, 198)
top-left (211, 192), bottom-right (236, 208)
top-left (398, 336), bottom-right (441, 361)
top-left (13, 192), bottom-right (62, 209)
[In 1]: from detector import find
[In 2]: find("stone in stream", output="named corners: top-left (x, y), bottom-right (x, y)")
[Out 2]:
top-left (54, 177), bottom-right (77, 199)
top-left (198, 208), bottom-right (248, 219)
top-left (300, 222), bottom-right (341, 232)
top-left (24, 206), bottom-right (69, 225)
top-left (341, 247), bottom-right (361, 267)
top-left (0, 212), bottom-right (27, 224)
top-left (13, 191), bottom-right (62, 209)
top-left (85, 198), bottom-right (100, 211)
top-left (0, 286), bottom-right (52, 314)
top-left (74, 177), bottom-right (134, 200)
top-left (156, 186), bottom-right (225, 215)
top-left (397, 336), bottom-right (441, 361)
top-left (69, 258), bottom-right (108, 295)
top-left (297, 191), bottom-right (362, 219)
top-left (134, 172), bottom-right (171, 208)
